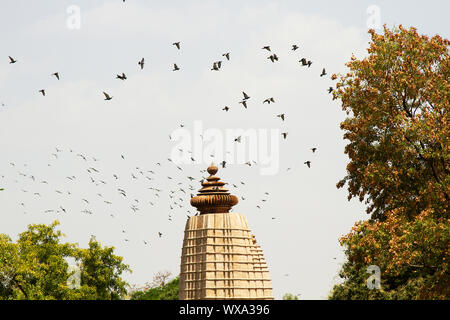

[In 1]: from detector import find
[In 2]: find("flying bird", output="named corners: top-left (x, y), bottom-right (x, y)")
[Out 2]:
top-left (103, 92), bottom-right (113, 100)
top-left (8, 56), bottom-right (17, 64)
top-left (222, 52), bottom-right (230, 60)
top-left (277, 114), bottom-right (285, 121)
top-left (292, 44), bottom-right (299, 51)
top-left (39, 89), bottom-right (45, 96)
top-left (328, 87), bottom-right (333, 94)
top-left (173, 63), bottom-right (180, 71)
top-left (242, 91), bottom-right (250, 100)
top-left (116, 72), bottom-right (127, 80)
top-left (281, 132), bottom-right (288, 139)
top-left (304, 161), bottom-right (311, 168)
top-left (263, 97), bottom-right (275, 104)
top-left (320, 68), bottom-right (327, 77)
top-left (311, 147), bottom-right (317, 153)
top-left (268, 54), bottom-right (278, 62)
top-left (211, 62), bottom-right (219, 71)
top-left (262, 46), bottom-right (271, 51)
top-left (173, 42), bottom-right (180, 49)
top-left (239, 100), bottom-right (247, 108)
top-left (299, 58), bottom-right (312, 67)
top-left (138, 57), bottom-right (145, 69)
top-left (52, 72), bottom-right (60, 80)
top-left (222, 106), bottom-right (229, 112)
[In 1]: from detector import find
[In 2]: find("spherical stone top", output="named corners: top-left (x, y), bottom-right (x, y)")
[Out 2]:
top-left (207, 163), bottom-right (218, 176)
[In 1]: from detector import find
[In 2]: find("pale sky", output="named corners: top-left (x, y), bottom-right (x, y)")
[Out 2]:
top-left (1, 0), bottom-right (448, 299)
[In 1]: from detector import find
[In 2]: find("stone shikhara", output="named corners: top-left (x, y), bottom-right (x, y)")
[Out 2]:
top-left (179, 164), bottom-right (273, 300)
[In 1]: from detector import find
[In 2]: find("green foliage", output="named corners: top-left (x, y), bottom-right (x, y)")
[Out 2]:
top-left (282, 293), bottom-right (299, 300)
top-left (0, 221), bottom-right (131, 300)
top-left (131, 276), bottom-right (179, 300)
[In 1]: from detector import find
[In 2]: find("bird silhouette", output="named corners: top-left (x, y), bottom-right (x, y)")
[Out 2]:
top-left (282, 132), bottom-right (288, 139)
top-left (311, 147), bottom-right (317, 153)
top-left (239, 100), bottom-right (248, 108)
top-left (268, 54), bottom-right (278, 62)
top-left (103, 92), bottom-right (113, 100)
top-left (222, 106), bottom-right (229, 112)
top-left (292, 44), bottom-right (299, 51)
top-left (277, 114), bottom-right (285, 121)
top-left (320, 68), bottom-right (327, 77)
top-left (138, 57), bottom-right (145, 69)
top-left (222, 52), bottom-right (230, 60)
top-left (263, 97), bottom-right (275, 104)
top-left (299, 58), bottom-right (312, 67)
top-left (116, 72), bottom-right (127, 80)
top-left (211, 62), bottom-right (219, 71)
top-left (173, 42), bottom-right (180, 49)
top-left (52, 72), bottom-right (60, 80)
top-left (262, 46), bottom-right (271, 51)
top-left (173, 63), bottom-right (180, 71)
top-left (242, 91), bottom-right (250, 100)
top-left (39, 89), bottom-right (46, 96)
top-left (304, 161), bottom-right (311, 168)
top-left (8, 56), bottom-right (17, 64)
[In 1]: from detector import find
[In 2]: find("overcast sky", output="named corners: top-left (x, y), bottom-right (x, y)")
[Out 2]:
top-left (1, 0), bottom-right (448, 299)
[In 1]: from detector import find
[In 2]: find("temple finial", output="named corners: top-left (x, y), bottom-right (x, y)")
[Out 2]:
top-left (207, 163), bottom-right (218, 176)
top-left (190, 164), bottom-right (238, 214)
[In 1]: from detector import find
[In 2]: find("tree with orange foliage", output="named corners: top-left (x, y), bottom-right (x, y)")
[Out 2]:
top-left (329, 25), bottom-right (449, 299)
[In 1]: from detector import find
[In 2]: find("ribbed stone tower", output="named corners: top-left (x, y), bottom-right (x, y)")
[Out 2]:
top-left (179, 164), bottom-right (273, 300)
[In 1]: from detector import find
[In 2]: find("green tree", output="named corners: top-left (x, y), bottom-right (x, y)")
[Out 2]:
top-left (0, 220), bottom-right (131, 300)
top-left (282, 293), bottom-right (299, 300)
top-left (329, 26), bottom-right (449, 299)
top-left (131, 273), bottom-right (179, 300)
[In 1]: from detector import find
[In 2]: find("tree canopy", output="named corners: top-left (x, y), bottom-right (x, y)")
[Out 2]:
top-left (0, 220), bottom-right (130, 300)
top-left (130, 273), bottom-right (179, 300)
top-left (282, 293), bottom-right (299, 300)
top-left (330, 26), bottom-right (449, 299)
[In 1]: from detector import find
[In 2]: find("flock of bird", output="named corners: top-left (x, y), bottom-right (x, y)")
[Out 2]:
top-left (1, 145), bottom-right (285, 245)
top-left (5, 38), bottom-right (333, 169)
top-left (2, 25), bottom-right (338, 248)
